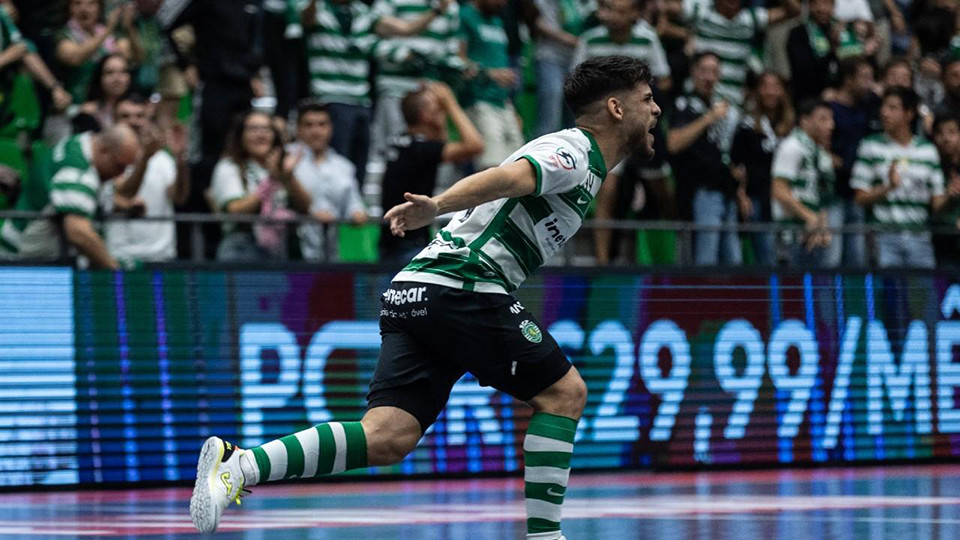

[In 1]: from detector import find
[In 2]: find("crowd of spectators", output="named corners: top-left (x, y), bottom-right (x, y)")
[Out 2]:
top-left (1, 0), bottom-right (960, 269)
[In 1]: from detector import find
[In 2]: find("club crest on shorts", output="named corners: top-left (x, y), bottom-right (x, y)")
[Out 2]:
top-left (519, 320), bottom-right (542, 343)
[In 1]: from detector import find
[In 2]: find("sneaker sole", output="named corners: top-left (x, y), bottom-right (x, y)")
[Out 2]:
top-left (190, 436), bottom-right (224, 533)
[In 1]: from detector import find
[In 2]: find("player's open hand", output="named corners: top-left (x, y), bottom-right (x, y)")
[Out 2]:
top-left (384, 192), bottom-right (438, 237)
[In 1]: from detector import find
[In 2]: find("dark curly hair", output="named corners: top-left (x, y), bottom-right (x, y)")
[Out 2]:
top-left (563, 55), bottom-right (653, 118)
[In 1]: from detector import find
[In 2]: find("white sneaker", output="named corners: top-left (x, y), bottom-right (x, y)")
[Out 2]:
top-left (190, 436), bottom-right (249, 533)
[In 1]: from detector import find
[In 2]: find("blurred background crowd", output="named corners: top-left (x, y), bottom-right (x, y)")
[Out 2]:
top-left (0, 0), bottom-right (959, 270)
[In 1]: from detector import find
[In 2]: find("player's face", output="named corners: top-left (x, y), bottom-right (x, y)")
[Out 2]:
top-left (298, 111), bottom-right (333, 154)
top-left (625, 83), bottom-right (661, 158)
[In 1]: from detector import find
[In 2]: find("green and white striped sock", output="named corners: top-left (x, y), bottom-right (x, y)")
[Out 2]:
top-left (239, 421), bottom-right (367, 485)
top-left (524, 412), bottom-right (578, 540)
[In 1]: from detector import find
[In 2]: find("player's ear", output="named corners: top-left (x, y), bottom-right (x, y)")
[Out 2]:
top-left (606, 96), bottom-right (624, 122)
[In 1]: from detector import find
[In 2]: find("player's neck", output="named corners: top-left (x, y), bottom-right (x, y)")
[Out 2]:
top-left (574, 124), bottom-right (625, 173)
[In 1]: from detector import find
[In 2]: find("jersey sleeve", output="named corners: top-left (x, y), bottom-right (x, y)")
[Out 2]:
top-left (519, 136), bottom-right (590, 196)
top-left (771, 139), bottom-right (803, 182)
top-left (50, 168), bottom-right (99, 218)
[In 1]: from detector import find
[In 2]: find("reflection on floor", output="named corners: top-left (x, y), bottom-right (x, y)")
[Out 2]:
top-left (1, 465), bottom-right (960, 539)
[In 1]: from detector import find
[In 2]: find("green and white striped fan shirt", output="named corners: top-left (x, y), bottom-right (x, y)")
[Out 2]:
top-left (375, 0), bottom-right (462, 97)
top-left (0, 133), bottom-right (102, 258)
top-left (771, 128), bottom-right (834, 224)
top-left (850, 134), bottom-right (945, 228)
top-left (685, 0), bottom-right (768, 106)
top-left (394, 128), bottom-right (607, 294)
top-left (571, 20), bottom-right (670, 80)
top-left (305, 0), bottom-right (387, 107)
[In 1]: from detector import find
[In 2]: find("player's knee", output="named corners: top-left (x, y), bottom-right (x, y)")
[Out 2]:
top-left (565, 375), bottom-right (588, 416)
top-left (532, 371), bottom-right (588, 419)
top-left (362, 413), bottom-right (420, 466)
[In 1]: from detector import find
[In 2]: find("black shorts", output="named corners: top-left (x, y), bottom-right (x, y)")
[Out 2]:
top-left (367, 282), bottom-right (571, 433)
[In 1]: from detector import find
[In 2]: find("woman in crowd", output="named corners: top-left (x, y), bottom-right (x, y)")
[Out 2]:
top-left (730, 71), bottom-right (795, 266)
top-left (55, 0), bottom-right (140, 104)
top-left (209, 110), bottom-right (312, 262)
top-left (79, 53), bottom-right (130, 128)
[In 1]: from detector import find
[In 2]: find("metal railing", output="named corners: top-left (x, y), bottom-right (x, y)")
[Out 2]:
top-left (1, 209), bottom-right (958, 269)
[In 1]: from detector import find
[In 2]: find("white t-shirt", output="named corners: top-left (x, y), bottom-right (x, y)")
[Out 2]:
top-left (104, 151), bottom-right (178, 261)
top-left (394, 127), bottom-right (608, 294)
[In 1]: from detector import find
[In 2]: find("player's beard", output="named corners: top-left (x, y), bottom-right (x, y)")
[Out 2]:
top-left (632, 128), bottom-right (655, 160)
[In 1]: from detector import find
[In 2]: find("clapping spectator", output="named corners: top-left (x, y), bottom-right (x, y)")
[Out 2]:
top-left (103, 93), bottom-right (190, 264)
top-left (158, 0), bottom-right (268, 259)
top-left (684, 0), bottom-right (800, 107)
top-left (771, 99), bottom-right (836, 267)
top-left (209, 110), bottom-right (312, 262)
top-left (378, 82), bottom-right (483, 268)
top-left (731, 71), bottom-right (794, 266)
top-left (78, 53), bottom-right (129, 128)
top-left (289, 101), bottom-right (368, 262)
top-left (852, 86), bottom-right (945, 268)
top-left (55, 0), bottom-right (139, 105)
top-left (667, 52), bottom-right (742, 266)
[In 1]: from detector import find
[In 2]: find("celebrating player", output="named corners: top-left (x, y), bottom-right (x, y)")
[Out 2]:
top-left (190, 55), bottom-right (660, 540)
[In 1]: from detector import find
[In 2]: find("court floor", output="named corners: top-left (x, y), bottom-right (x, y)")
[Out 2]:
top-left (1, 465), bottom-right (960, 539)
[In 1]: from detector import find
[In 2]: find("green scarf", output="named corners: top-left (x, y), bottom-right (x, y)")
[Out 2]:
top-left (806, 19), bottom-right (861, 60)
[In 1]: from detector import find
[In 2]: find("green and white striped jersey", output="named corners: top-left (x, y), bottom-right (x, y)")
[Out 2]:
top-left (393, 128), bottom-right (607, 294)
top-left (685, 0), bottom-right (768, 106)
top-left (850, 133), bottom-right (944, 227)
top-left (771, 128), bottom-right (834, 224)
top-left (572, 20), bottom-right (670, 80)
top-left (375, 0), bottom-right (462, 98)
top-left (305, 0), bottom-right (386, 107)
top-left (0, 133), bottom-right (102, 259)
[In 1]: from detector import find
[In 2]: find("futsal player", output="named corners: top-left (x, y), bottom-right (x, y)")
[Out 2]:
top-left (190, 55), bottom-right (661, 540)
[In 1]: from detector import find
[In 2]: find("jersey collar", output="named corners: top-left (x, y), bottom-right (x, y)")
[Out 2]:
top-left (577, 128), bottom-right (607, 179)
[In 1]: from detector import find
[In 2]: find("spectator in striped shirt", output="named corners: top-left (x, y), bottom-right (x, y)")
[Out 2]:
top-left (770, 99), bottom-right (835, 268)
top-left (573, 0), bottom-right (671, 93)
top-left (369, 0), bottom-right (465, 171)
top-left (684, 0), bottom-right (800, 107)
top-left (300, 0), bottom-right (453, 187)
top-left (851, 86), bottom-right (946, 268)
top-left (0, 125), bottom-right (140, 268)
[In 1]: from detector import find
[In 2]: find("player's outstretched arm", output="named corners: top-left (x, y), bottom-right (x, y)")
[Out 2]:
top-left (384, 159), bottom-right (538, 237)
